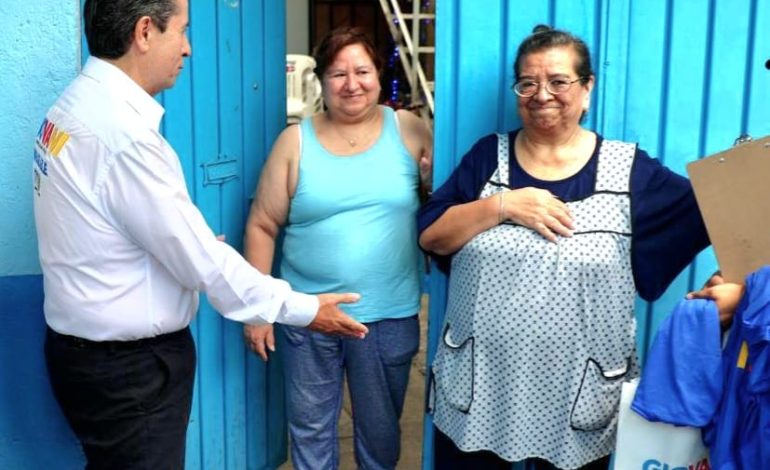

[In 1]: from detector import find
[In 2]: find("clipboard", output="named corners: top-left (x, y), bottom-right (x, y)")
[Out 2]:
top-left (686, 135), bottom-right (770, 283)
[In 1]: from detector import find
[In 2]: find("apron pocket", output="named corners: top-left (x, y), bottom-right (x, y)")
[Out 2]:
top-left (570, 357), bottom-right (630, 431)
top-left (432, 322), bottom-right (474, 413)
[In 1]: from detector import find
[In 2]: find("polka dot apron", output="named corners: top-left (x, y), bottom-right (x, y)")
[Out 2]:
top-left (431, 134), bottom-right (640, 469)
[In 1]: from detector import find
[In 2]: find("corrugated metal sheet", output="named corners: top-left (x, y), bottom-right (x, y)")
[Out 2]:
top-left (159, 2), bottom-right (289, 469)
top-left (425, 0), bottom-right (770, 467)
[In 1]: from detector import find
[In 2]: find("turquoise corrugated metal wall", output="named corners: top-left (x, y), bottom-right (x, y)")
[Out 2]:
top-left (425, 1), bottom-right (770, 468)
top-left (159, 2), bottom-right (289, 469)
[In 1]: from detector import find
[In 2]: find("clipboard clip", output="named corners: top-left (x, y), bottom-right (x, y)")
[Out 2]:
top-left (720, 134), bottom-right (755, 163)
top-left (734, 134), bottom-right (753, 146)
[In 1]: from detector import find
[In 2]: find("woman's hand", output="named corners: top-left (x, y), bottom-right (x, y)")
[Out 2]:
top-left (395, 108), bottom-right (433, 196)
top-left (243, 324), bottom-right (275, 361)
top-left (687, 280), bottom-right (744, 328)
top-left (501, 188), bottom-right (574, 242)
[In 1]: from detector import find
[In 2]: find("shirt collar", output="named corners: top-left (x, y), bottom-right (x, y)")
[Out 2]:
top-left (81, 56), bottom-right (165, 131)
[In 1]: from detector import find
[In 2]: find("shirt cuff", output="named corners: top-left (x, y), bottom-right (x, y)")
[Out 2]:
top-left (277, 291), bottom-right (318, 327)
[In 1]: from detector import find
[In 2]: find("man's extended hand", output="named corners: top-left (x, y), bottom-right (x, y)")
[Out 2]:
top-left (309, 293), bottom-right (368, 338)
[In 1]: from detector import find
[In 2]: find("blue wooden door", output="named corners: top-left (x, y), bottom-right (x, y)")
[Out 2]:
top-left (160, 2), bottom-right (289, 469)
top-left (425, 1), bottom-right (770, 468)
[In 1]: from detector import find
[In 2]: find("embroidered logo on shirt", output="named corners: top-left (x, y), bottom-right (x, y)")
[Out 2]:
top-left (33, 167), bottom-right (42, 196)
top-left (35, 118), bottom-right (70, 158)
top-left (33, 149), bottom-right (48, 176)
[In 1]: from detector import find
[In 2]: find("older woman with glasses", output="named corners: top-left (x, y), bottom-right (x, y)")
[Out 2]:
top-left (419, 25), bottom-right (710, 470)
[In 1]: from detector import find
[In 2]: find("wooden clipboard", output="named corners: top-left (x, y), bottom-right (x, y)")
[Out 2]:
top-left (686, 135), bottom-right (770, 283)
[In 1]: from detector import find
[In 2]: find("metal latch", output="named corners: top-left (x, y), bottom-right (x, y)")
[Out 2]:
top-left (201, 155), bottom-right (239, 186)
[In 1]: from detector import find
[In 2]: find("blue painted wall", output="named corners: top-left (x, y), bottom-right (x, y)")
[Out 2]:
top-left (1, 1), bottom-right (289, 469)
top-left (0, 1), bottom-right (79, 276)
top-left (0, 1), bottom-right (83, 468)
top-left (425, 0), bottom-right (770, 468)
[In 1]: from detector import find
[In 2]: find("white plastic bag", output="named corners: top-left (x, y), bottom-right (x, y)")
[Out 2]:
top-left (613, 379), bottom-right (710, 470)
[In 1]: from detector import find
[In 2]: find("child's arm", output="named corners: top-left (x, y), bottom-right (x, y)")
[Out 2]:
top-left (687, 280), bottom-right (745, 328)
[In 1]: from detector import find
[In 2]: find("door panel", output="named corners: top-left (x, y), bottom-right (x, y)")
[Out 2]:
top-left (157, 1), bottom-right (289, 468)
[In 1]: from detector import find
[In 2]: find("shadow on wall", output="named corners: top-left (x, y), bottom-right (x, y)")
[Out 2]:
top-left (0, 275), bottom-right (84, 469)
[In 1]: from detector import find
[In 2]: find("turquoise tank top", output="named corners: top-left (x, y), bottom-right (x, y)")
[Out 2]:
top-left (281, 106), bottom-right (421, 323)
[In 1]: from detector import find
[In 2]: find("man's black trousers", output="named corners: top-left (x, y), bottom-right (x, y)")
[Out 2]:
top-left (45, 327), bottom-right (196, 470)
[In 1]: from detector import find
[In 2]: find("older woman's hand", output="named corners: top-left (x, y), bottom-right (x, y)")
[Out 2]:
top-left (501, 188), bottom-right (574, 242)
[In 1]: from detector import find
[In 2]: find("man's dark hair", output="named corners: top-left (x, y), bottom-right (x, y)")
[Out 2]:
top-left (83, 0), bottom-right (178, 59)
top-left (514, 24), bottom-right (594, 82)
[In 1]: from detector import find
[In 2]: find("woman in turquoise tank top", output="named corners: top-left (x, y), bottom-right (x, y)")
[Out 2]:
top-left (242, 27), bottom-right (433, 470)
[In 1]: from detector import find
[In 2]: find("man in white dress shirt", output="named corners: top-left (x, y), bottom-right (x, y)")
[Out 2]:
top-left (32, 0), bottom-right (368, 468)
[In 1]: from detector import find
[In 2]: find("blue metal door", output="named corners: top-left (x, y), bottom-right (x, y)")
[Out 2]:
top-left (425, 1), bottom-right (770, 468)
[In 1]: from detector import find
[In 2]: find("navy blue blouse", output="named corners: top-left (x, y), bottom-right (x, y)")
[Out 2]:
top-left (418, 131), bottom-right (710, 301)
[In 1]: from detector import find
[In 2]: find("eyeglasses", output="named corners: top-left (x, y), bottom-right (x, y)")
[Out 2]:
top-left (512, 77), bottom-right (586, 97)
